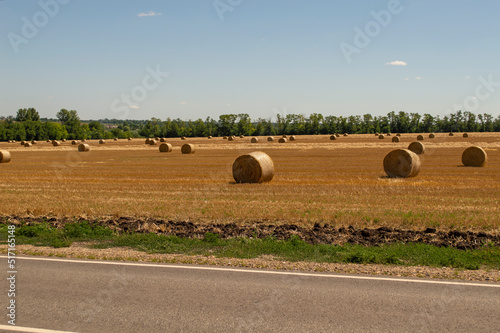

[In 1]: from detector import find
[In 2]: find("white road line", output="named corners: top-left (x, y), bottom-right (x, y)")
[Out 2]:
top-left (2, 255), bottom-right (499, 288)
top-left (0, 324), bottom-right (77, 333)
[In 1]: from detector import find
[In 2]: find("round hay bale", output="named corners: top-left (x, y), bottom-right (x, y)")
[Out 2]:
top-left (181, 136), bottom-right (186, 140)
top-left (20, 141), bottom-right (26, 146)
top-left (0, 150), bottom-right (11, 163)
top-left (429, 133), bottom-right (435, 139)
top-left (240, 135), bottom-right (245, 138)
top-left (99, 139), bottom-right (106, 144)
top-left (343, 133), bottom-right (348, 136)
top-left (330, 135), bottom-right (336, 140)
top-left (223, 136), bottom-right (228, 140)
top-left (181, 143), bottom-right (195, 154)
top-left (228, 136), bottom-right (235, 141)
top-left (267, 136), bottom-right (274, 142)
top-left (463, 133), bottom-right (469, 138)
top-left (52, 141), bottom-right (61, 147)
top-left (289, 135), bottom-right (296, 141)
top-left (392, 136), bottom-right (400, 143)
top-left (282, 135), bottom-right (287, 138)
top-left (31, 140), bottom-right (37, 144)
top-left (145, 138), bottom-right (151, 144)
top-left (159, 143), bottom-right (173, 152)
top-left (149, 140), bottom-right (158, 145)
top-left (383, 149), bottom-right (421, 178)
top-left (449, 132), bottom-right (454, 136)
top-left (417, 135), bottom-right (424, 141)
top-left (335, 133), bottom-right (340, 137)
top-left (128, 138), bottom-right (132, 141)
top-left (71, 140), bottom-right (78, 145)
top-left (386, 133), bottom-right (392, 136)
top-left (378, 134), bottom-right (385, 139)
top-left (462, 146), bottom-right (487, 167)
top-left (396, 133), bottom-right (401, 137)
top-left (62, 139), bottom-right (67, 142)
top-left (46, 139), bottom-right (51, 142)
top-left (114, 138), bottom-right (118, 141)
top-left (78, 143), bottom-right (90, 152)
top-left (375, 132), bottom-right (379, 136)
top-left (24, 142), bottom-right (32, 147)
top-left (155, 137), bottom-right (160, 141)
top-left (251, 137), bottom-right (259, 143)
top-left (408, 141), bottom-right (425, 154)
top-left (232, 151), bottom-right (274, 183)
top-left (278, 138), bottom-right (288, 143)
top-left (81, 139), bottom-right (86, 142)
top-left (207, 136), bottom-right (212, 139)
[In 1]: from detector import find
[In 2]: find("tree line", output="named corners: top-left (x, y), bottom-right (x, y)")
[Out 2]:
top-left (1, 108), bottom-right (499, 141)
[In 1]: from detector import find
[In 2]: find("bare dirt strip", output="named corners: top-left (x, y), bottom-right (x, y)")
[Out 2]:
top-left (3, 216), bottom-right (499, 249)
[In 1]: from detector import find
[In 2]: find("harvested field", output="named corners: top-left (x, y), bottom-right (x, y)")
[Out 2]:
top-left (0, 133), bottom-right (499, 231)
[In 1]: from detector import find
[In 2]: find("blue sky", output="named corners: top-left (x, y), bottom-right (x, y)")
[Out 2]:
top-left (1, 0), bottom-right (499, 121)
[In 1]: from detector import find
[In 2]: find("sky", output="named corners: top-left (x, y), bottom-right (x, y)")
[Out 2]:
top-left (1, 0), bottom-right (500, 121)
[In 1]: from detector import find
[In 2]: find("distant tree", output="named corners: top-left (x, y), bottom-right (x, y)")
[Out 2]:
top-left (16, 108), bottom-right (40, 122)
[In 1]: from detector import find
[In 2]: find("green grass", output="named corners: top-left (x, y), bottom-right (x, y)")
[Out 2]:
top-left (0, 221), bottom-right (114, 248)
top-left (1, 223), bottom-right (499, 270)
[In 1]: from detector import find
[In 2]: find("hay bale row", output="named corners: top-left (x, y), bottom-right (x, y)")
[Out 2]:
top-left (383, 149), bottom-right (421, 178)
top-left (232, 151), bottom-right (274, 183)
top-left (0, 150), bottom-right (11, 163)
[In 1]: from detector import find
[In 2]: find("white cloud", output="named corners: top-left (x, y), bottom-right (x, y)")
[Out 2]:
top-left (404, 78), bottom-right (410, 81)
top-left (386, 60), bottom-right (407, 66)
top-left (130, 105), bottom-right (140, 109)
top-left (138, 11), bottom-right (162, 17)
top-left (415, 77), bottom-right (423, 80)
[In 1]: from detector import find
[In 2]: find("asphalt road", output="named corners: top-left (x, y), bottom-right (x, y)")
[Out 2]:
top-left (0, 256), bottom-right (499, 333)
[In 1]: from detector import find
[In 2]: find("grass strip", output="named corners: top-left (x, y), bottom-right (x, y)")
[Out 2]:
top-left (1, 222), bottom-right (499, 270)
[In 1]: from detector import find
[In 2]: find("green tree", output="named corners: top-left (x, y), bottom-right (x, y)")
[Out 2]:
top-left (16, 108), bottom-right (40, 122)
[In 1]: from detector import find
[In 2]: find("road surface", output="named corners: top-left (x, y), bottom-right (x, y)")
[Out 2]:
top-left (0, 256), bottom-right (499, 332)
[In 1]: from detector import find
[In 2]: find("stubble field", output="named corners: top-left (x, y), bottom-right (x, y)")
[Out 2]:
top-left (0, 133), bottom-right (499, 232)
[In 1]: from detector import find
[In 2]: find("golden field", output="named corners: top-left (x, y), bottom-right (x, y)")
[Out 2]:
top-left (0, 133), bottom-right (499, 231)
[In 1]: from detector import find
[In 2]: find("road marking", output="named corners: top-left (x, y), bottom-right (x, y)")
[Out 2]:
top-left (0, 325), bottom-right (77, 333)
top-left (3, 255), bottom-right (499, 288)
